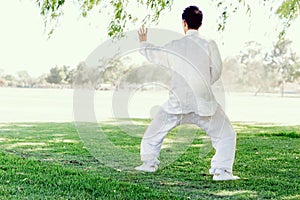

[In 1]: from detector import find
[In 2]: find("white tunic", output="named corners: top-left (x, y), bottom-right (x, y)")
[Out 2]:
top-left (139, 30), bottom-right (223, 116)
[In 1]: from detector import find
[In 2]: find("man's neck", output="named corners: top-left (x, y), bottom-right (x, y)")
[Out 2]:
top-left (185, 29), bottom-right (199, 35)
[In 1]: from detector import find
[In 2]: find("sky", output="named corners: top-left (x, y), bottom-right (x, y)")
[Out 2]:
top-left (0, 0), bottom-right (300, 77)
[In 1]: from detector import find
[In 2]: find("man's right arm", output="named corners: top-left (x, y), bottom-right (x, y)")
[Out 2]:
top-left (139, 41), bottom-right (171, 67)
top-left (208, 40), bottom-right (223, 84)
top-left (138, 26), bottom-right (172, 67)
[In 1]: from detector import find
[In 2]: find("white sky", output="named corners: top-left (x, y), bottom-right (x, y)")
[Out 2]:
top-left (0, 0), bottom-right (299, 77)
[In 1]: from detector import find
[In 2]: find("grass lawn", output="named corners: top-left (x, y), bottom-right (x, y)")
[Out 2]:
top-left (0, 121), bottom-right (299, 199)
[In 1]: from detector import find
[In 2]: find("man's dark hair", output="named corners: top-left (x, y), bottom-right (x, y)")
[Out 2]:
top-left (182, 6), bottom-right (203, 29)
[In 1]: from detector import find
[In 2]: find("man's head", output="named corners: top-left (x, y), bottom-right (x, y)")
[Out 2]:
top-left (182, 6), bottom-right (203, 34)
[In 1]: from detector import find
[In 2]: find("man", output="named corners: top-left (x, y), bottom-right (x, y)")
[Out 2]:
top-left (135, 6), bottom-right (239, 181)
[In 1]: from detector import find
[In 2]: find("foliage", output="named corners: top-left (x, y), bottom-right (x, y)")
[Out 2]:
top-left (214, 0), bottom-right (300, 39)
top-left (213, 0), bottom-right (252, 32)
top-left (0, 71), bottom-right (33, 88)
top-left (0, 66), bottom-right (76, 88)
top-left (35, 0), bottom-right (173, 38)
top-left (34, 0), bottom-right (300, 38)
top-left (46, 65), bottom-right (74, 84)
top-left (98, 57), bottom-right (133, 86)
top-left (276, 0), bottom-right (300, 38)
top-left (72, 57), bottom-right (133, 89)
top-left (239, 41), bottom-right (271, 94)
top-left (222, 56), bottom-right (243, 90)
top-left (222, 39), bottom-right (300, 95)
top-left (0, 78), bottom-right (5, 87)
top-left (97, 59), bottom-right (171, 88)
top-left (17, 71), bottom-right (33, 88)
top-left (265, 39), bottom-right (300, 96)
top-left (3, 74), bottom-right (18, 87)
top-left (222, 41), bottom-right (273, 94)
top-left (123, 64), bottom-right (171, 85)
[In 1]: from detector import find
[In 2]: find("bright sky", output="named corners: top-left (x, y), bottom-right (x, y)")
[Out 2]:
top-left (0, 0), bottom-right (299, 77)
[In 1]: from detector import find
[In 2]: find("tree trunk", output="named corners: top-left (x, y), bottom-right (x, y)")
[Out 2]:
top-left (254, 86), bottom-right (262, 96)
top-left (281, 80), bottom-right (285, 97)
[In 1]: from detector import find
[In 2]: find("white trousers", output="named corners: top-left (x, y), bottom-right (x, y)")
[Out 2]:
top-left (140, 106), bottom-right (237, 173)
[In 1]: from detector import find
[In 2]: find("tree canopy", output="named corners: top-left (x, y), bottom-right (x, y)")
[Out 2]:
top-left (35, 0), bottom-right (300, 38)
top-left (35, 0), bottom-right (173, 38)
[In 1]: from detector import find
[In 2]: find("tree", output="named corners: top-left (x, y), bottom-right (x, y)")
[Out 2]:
top-left (238, 41), bottom-right (273, 95)
top-left (73, 62), bottom-right (100, 89)
top-left (35, 0), bottom-right (300, 38)
top-left (222, 56), bottom-right (243, 91)
top-left (72, 57), bottom-right (130, 90)
top-left (123, 63), bottom-right (171, 85)
top-left (65, 68), bottom-right (76, 85)
top-left (3, 75), bottom-right (17, 87)
top-left (17, 70), bottom-right (33, 88)
top-left (0, 69), bottom-right (4, 77)
top-left (265, 39), bottom-right (300, 96)
top-left (35, 74), bottom-right (50, 88)
top-left (99, 57), bottom-right (133, 87)
top-left (46, 65), bottom-right (72, 85)
top-left (0, 69), bottom-right (5, 87)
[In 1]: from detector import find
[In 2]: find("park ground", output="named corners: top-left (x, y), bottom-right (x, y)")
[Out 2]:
top-left (0, 121), bottom-right (299, 199)
top-left (0, 88), bottom-right (299, 199)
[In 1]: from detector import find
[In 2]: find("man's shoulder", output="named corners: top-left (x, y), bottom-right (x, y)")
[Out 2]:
top-left (196, 35), bottom-right (217, 45)
top-left (195, 36), bottom-right (219, 50)
top-left (164, 35), bottom-right (218, 51)
top-left (172, 35), bottom-right (215, 45)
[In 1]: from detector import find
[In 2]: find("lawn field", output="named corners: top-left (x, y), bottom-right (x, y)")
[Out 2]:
top-left (1, 88), bottom-right (300, 125)
top-left (0, 122), bottom-right (299, 199)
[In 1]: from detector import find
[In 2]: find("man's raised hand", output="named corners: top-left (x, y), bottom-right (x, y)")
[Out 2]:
top-left (138, 26), bottom-right (148, 42)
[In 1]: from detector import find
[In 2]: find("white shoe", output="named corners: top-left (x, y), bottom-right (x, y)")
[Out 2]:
top-left (135, 162), bottom-right (158, 172)
top-left (213, 170), bottom-right (240, 181)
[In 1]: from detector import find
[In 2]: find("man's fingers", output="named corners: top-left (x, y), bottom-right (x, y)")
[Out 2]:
top-left (138, 26), bottom-right (148, 41)
top-left (139, 27), bottom-right (143, 34)
top-left (137, 26), bottom-right (147, 42)
top-left (139, 26), bottom-right (147, 35)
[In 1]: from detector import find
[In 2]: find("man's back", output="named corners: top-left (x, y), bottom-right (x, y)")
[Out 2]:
top-left (163, 30), bottom-right (221, 116)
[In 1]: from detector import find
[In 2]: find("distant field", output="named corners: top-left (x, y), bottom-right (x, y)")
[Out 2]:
top-left (0, 88), bottom-right (300, 124)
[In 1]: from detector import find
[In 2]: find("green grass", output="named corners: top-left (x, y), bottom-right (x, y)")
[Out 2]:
top-left (0, 121), bottom-right (299, 199)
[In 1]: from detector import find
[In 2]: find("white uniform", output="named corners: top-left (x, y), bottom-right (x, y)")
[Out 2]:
top-left (139, 30), bottom-right (236, 173)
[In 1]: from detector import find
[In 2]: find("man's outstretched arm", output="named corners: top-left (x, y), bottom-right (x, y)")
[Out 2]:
top-left (138, 26), bottom-right (170, 67)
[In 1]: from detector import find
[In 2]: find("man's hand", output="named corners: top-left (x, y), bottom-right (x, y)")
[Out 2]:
top-left (138, 26), bottom-right (148, 42)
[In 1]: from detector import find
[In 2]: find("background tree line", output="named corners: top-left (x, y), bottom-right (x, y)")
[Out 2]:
top-left (1, 38), bottom-right (299, 96)
top-left (222, 39), bottom-right (300, 96)
top-left (0, 66), bottom-right (75, 88)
